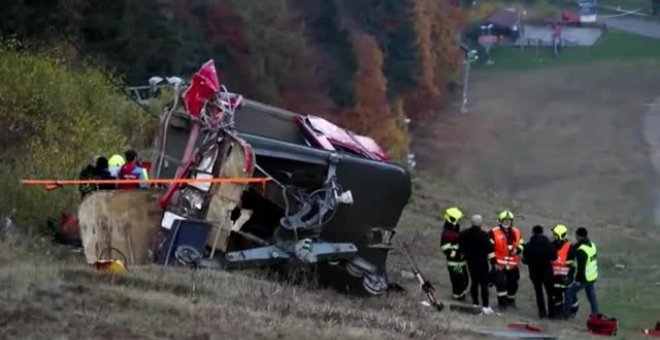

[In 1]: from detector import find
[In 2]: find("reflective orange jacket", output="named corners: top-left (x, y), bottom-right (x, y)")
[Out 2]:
top-left (490, 226), bottom-right (522, 270)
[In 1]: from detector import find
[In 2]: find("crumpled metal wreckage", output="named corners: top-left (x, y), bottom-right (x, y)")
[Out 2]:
top-left (76, 60), bottom-right (412, 297)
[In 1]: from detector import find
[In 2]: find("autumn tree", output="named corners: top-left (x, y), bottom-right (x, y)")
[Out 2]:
top-left (206, 0), bottom-right (330, 114)
top-left (340, 32), bottom-right (408, 160)
top-left (198, 0), bottom-right (254, 95)
top-left (339, 0), bottom-right (420, 99)
top-left (0, 0), bottom-right (466, 160)
top-left (289, 0), bottom-right (358, 109)
top-left (76, 0), bottom-right (203, 84)
top-left (404, 0), bottom-right (463, 120)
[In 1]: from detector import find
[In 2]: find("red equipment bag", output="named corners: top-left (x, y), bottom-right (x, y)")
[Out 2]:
top-left (587, 313), bottom-right (618, 336)
top-left (640, 321), bottom-right (660, 337)
top-left (507, 323), bottom-right (543, 333)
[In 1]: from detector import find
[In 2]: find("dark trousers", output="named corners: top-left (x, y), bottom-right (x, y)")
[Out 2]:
top-left (494, 267), bottom-right (519, 308)
top-left (468, 263), bottom-right (489, 307)
top-left (531, 276), bottom-right (554, 318)
top-left (564, 281), bottom-right (598, 315)
top-left (552, 275), bottom-right (579, 316)
top-left (447, 264), bottom-right (469, 300)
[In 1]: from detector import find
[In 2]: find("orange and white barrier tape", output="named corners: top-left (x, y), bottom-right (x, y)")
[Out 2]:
top-left (20, 177), bottom-right (272, 191)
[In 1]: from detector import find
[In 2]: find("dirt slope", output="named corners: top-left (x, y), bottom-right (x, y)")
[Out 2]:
top-left (413, 60), bottom-right (660, 229)
top-left (411, 59), bottom-right (660, 335)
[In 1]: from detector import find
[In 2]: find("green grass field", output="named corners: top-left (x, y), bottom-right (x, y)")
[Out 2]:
top-left (475, 29), bottom-right (660, 71)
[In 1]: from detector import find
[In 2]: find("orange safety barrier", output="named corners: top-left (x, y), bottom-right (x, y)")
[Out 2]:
top-left (20, 177), bottom-right (272, 191)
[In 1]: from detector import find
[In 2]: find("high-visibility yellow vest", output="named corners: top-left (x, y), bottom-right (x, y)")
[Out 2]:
top-left (579, 242), bottom-right (598, 282)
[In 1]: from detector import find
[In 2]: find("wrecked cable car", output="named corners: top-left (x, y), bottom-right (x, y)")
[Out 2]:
top-left (76, 60), bottom-right (412, 296)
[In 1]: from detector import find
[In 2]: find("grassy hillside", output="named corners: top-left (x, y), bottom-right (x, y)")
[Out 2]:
top-left (415, 57), bottom-right (660, 228)
top-left (411, 30), bottom-right (660, 336)
top-left (400, 174), bottom-right (660, 337)
top-left (2, 169), bottom-right (658, 339)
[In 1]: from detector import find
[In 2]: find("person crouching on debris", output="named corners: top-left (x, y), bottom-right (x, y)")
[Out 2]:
top-left (79, 155), bottom-right (100, 197)
top-left (459, 214), bottom-right (495, 315)
top-left (78, 156), bottom-right (116, 198)
top-left (551, 224), bottom-right (578, 318)
top-left (522, 225), bottom-right (557, 319)
top-left (489, 210), bottom-right (524, 310)
top-left (563, 227), bottom-right (599, 319)
top-left (117, 149), bottom-right (147, 190)
top-left (441, 207), bottom-right (469, 301)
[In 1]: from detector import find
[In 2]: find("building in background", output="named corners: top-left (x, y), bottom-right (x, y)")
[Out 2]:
top-left (578, 0), bottom-right (597, 23)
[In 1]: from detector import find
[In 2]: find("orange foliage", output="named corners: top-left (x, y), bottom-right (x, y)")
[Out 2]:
top-left (339, 31), bottom-right (409, 161)
top-left (405, 0), bottom-right (462, 120)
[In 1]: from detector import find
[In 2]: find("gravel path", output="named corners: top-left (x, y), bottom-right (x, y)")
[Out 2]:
top-left (600, 16), bottom-right (660, 39)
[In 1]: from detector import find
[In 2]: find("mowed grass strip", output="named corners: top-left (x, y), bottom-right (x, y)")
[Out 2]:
top-left (475, 29), bottom-right (660, 70)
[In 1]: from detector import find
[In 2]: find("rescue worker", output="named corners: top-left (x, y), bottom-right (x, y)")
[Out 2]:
top-left (117, 149), bottom-right (147, 190)
top-left (440, 207), bottom-right (469, 301)
top-left (563, 227), bottom-right (599, 318)
top-left (550, 224), bottom-right (578, 318)
top-left (522, 225), bottom-right (557, 319)
top-left (488, 210), bottom-right (524, 309)
top-left (458, 214), bottom-right (494, 314)
top-left (78, 156), bottom-right (115, 198)
top-left (108, 154), bottom-right (125, 178)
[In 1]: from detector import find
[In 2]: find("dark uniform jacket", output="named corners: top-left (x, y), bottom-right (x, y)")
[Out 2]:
top-left (458, 226), bottom-right (492, 271)
top-left (78, 165), bottom-right (115, 197)
top-left (441, 221), bottom-right (465, 265)
top-left (522, 234), bottom-right (557, 281)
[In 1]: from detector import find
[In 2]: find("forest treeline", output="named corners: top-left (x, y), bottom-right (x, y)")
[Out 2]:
top-left (2, 0), bottom-right (465, 159)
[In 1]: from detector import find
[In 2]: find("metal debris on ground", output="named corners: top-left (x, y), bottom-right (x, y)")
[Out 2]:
top-left (398, 241), bottom-right (444, 311)
top-left (476, 329), bottom-right (558, 339)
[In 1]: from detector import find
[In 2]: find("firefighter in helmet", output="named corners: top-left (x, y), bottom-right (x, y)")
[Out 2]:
top-left (551, 224), bottom-right (578, 317)
top-left (488, 210), bottom-right (524, 309)
top-left (440, 207), bottom-right (469, 301)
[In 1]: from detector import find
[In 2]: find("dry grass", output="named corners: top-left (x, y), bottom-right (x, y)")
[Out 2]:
top-left (0, 172), bottom-right (630, 340)
top-left (0, 171), bottom-right (630, 340)
top-left (0, 241), bottom-right (487, 340)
